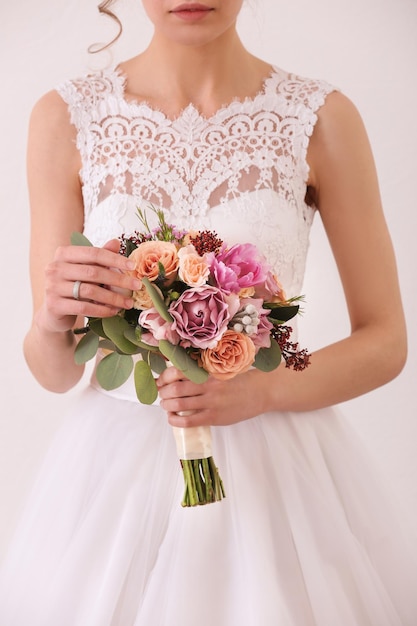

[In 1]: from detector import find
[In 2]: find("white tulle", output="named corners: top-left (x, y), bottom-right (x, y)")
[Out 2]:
top-left (0, 387), bottom-right (416, 625)
top-left (1, 67), bottom-right (416, 624)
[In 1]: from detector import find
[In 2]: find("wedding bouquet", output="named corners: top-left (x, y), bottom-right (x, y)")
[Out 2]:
top-left (72, 207), bottom-right (310, 507)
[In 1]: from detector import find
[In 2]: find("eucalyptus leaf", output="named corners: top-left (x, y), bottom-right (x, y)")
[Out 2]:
top-left (124, 326), bottom-right (160, 352)
top-left (71, 232), bottom-right (93, 246)
top-left (88, 318), bottom-right (107, 338)
top-left (159, 340), bottom-right (208, 384)
top-left (267, 304), bottom-right (299, 323)
top-left (254, 339), bottom-right (282, 372)
top-left (98, 339), bottom-right (117, 352)
top-left (134, 360), bottom-right (158, 405)
top-left (149, 352), bottom-right (168, 375)
top-left (102, 316), bottom-right (139, 354)
top-left (74, 331), bottom-right (100, 365)
top-left (142, 277), bottom-right (173, 323)
top-left (96, 352), bottom-right (133, 390)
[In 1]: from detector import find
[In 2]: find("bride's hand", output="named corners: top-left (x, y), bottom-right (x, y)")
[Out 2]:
top-left (37, 239), bottom-right (141, 334)
top-left (157, 366), bottom-right (271, 427)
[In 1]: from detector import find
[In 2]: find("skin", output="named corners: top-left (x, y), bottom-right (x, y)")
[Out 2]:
top-left (24, 0), bottom-right (407, 426)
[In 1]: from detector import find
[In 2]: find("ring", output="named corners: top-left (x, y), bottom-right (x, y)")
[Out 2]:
top-left (72, 280), bottom-right (82, 300)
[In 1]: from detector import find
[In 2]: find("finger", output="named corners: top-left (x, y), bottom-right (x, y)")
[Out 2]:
top-left (55, 244), bottom-right (135, 273)
top-left (59, 264), bottom-right (140, 291)
top-left (167, 409), bottom-right (208, 428)
top-left (66, 280), bottom-right (134, 310)
top-left (157, 366), bottom-right (188, 387)
top-left (102, 238), bottom-right (122, 253)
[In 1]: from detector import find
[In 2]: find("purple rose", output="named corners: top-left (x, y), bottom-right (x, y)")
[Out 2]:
top-left (169, 285), bottom-right (230, 349)
top-left (208, 243), bottom-right (269, 294)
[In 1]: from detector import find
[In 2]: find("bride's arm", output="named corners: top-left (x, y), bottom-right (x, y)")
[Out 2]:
top-left (23, 91), bottom-right (140, 393)
top-left (158, 91), bottom-right (407, 424)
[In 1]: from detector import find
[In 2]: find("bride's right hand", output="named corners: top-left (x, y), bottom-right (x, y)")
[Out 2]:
top-left (37, 238), bottom-right (141, 334)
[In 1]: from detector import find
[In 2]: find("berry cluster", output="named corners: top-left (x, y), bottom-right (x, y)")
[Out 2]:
top-left (272, 325), bottom-right (311, 371)
top-left (190, 230), bottom-right (223, 256)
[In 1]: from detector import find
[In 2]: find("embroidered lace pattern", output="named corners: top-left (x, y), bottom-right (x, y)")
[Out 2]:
top-left (57, 67), bottom-right (336, 295)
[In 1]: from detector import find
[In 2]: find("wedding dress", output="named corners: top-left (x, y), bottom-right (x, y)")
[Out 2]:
top-left (0, 67), bottom-right (416, 625)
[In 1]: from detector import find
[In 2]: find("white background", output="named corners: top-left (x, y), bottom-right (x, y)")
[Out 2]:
top-left (0, 0), bottom-right (416, 558)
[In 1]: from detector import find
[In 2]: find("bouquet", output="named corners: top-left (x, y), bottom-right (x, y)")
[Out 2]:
top-left (72, 207), bottom-right (310, 507)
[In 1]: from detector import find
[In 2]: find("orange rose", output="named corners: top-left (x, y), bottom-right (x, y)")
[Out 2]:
top-left (128, 241), bottom-right (179, 285)
top-left (178, 245), bottom-right (210, 287)
top-left (200, 330), bottom-right (256, 380)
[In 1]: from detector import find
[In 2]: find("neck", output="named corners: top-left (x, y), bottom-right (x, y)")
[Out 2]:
top-left (121, 28), bottom-right (269, 116)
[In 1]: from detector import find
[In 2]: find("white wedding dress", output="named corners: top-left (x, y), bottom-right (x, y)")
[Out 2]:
top-left (1, 67), bottom-right (416, 625)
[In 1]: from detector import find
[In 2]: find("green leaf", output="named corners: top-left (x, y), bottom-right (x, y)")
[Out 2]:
top-left (254, 339), bottom-right (282, 372)
top-left (102, 316), bottom-right (139, 354)
top-left (74, 331), bottom-right (100, 364)
top-left (96, 352), bottom-right (133, 390)
top-left (148, 352), bottom-right (167, 375)
top-left (124, 326), bottom-right (160, 352)
top-left (88, 318), bottom-right (107, 338)
top-left (266, 304), bottom-right (299, 323)
top-left (134, 360), bottom-right (158, 404)
top-left (142, 277), bottom-right (173, 323)
top-left (71, 232), bottom-right (93, 246)
top-left (159, 340), bottom-right (208, 384)
top-left (98, 339), bottom-right (117, 352)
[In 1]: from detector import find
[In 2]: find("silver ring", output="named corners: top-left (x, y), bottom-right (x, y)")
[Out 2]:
top-left (72, 280), bottom-right (82, 300)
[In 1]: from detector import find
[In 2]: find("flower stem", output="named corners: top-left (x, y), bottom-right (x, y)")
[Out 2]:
top-left (180, 457), bottom-right (225, 507)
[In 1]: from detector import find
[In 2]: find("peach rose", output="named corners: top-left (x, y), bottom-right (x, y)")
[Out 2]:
top-left (132, 282), bottom-right (157, 310)
top-left (199, 330), bottom-right (256, 380)
top-left (178, 245), bottom-right (210, 287)
top-left (128, 241), bottom-right (179, 285)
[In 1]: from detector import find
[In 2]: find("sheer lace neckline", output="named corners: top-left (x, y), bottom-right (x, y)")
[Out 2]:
top-left (113, 64), bottom-right (279, 124)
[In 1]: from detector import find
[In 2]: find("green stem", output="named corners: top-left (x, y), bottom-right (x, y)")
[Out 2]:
top-left (180, 457), bottom-right (225, 507)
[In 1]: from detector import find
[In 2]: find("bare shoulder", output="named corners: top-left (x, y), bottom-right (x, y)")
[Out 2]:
top-left (29, 89), bottom-right (75, 142)
top-left (307, 90), bottom-right (374, 193)
top-left (28, 89), bottom-right (80, 183)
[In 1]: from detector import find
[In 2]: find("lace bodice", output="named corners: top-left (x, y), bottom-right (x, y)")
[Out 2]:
top-left (57, 67), bottom-right (335, 296)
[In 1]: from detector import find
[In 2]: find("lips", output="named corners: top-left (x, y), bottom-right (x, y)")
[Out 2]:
top-left (170, 3), bottom-right (214, 18)
top-left (171, 3), bottom-right (213, 12)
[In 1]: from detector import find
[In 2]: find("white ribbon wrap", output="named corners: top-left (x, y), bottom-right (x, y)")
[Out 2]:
top-left (172, 425), bottom-right (213, 460)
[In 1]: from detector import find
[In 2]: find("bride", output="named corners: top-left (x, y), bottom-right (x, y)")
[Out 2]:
top-left (0, 1), bottom-right (416, 624)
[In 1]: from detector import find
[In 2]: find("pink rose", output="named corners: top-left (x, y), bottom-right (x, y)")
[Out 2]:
top-left (208, 243), bottom-right (269, 294)
top-left (139, 307), bottom-right (179, 346)
top-left (254, 271), bottom-right (287, 302)
top-left (169, 285), bottom-right (230, 349)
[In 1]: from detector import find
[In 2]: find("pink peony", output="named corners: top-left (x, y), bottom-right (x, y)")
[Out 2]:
top-left (169, 285), bottom-right (230, 349)
top-left (208, 243), bottom-right (269, 294)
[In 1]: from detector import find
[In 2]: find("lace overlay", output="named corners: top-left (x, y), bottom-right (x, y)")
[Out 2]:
top-left (57, 67), bottom-right (336, 296)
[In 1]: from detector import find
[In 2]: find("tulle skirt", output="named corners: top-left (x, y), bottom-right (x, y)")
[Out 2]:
top-left (0, 383), bottom-right (416, 626)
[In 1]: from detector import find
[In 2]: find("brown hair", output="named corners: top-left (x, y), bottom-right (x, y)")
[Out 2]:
top-left (89, 0), bottom-right (123, 53)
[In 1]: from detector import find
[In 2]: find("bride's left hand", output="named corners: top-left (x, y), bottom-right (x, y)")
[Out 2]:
top-left (156, 366), bottom-right (271, 427)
